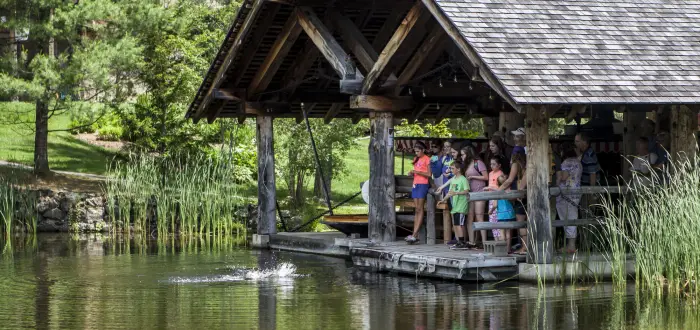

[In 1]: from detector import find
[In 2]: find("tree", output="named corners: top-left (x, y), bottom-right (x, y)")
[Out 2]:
top-left (0, 0), bottom-right (142, 175)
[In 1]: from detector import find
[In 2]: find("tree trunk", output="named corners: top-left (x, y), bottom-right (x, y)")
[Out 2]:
top-left (34, 100), bottom-right (50, 176)
top-left (313, 158), bottom-right (332, 201)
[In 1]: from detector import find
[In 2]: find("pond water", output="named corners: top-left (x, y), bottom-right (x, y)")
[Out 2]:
top-left (0, 234), bottom-right (697, 329)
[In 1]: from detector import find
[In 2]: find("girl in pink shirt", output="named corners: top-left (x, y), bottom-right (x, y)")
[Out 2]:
top-left (406, 142), bottom-right (431, 244)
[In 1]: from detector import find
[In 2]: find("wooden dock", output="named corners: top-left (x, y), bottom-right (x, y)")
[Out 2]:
top-left (269, 232), bottom-right (635, 283)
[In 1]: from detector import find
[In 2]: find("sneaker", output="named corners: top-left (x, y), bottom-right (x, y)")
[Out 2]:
top-left (404, 235), bottom-right (414, 242)
top-left (450, 241), bottom-right (468, 249)
top-left (446, 239), bottom-right (459, 246)
top-left (406, 235), bottom-right (418, 244)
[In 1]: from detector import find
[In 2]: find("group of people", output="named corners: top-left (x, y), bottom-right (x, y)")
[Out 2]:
top-left (404, 121), bottom-right (668, 254)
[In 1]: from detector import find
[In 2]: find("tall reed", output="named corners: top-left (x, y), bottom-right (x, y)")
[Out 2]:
top-left (104, 153), bottom-right (248, 239)
top-left (0, 177), bottom-right (37, 240)
top-left (600, 153), bottom-right (700, 297)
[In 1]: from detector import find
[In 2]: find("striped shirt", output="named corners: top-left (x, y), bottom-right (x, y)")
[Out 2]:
top-left (580, 147), bottom-right (599, 186)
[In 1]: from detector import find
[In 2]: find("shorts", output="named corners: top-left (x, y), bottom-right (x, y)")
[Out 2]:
top-left (452, 213), bottom-right (466, 226)
top-left (498, 218), bottom-right (516, 222)
top-left (513, 199), bottom-right (527, 216)
top-left (411, 184), bottom-right (429, 199)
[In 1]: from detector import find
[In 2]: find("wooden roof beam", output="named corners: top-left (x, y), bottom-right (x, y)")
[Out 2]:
top-left (391, 24), bottom-right (445, 96)
top-left (232, 3), bottom-right (281, 87)
top-left (411, 104), bottom-right (430, 122)
top-left (296, 7), bottom-right (362, 81)
top-left (323, 103), bottom-right (345, 124)
top-left (361, 1), bottom-right (426, 95)
top-left (435, 104), bottom-right (455, 123)
top-left (191, 0), bottom-right (264, 120)
top-left (248, 14), bottom-right (304, 98)
top-left (372, 10), bottom-right (405, 52)
top-left (350, 95), bottom-right (414, 112)
top-left (421, 0), bottom-right (521, 112)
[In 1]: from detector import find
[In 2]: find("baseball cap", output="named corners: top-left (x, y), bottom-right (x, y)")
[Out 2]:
top-left (511, 127), bottom-right (525, 136)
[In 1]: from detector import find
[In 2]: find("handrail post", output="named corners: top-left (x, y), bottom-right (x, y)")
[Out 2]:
top-left (426, 193), bottom-right (436, 245)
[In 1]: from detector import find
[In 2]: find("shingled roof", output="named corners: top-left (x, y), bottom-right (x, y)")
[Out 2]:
top-left (435, 0), bottom-right (700, 104)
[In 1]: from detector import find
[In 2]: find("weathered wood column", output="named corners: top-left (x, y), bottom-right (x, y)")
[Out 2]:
top-left (256, 115), bottom-right (277, 235)
top-left (525, 106), bottom-right (553, 264)
top-left (368, 111), bottom-right (396, 242)
top-left (671, 105), bottom-right (699, 163)
top-left (622, 109), bottom-right (647, 179)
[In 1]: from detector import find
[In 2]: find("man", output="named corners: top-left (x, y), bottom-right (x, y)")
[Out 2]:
top-left (640, 119), bottom-right (663, 165)
top-left (575, 132), bottom-right (599, 216)
top-left (575, 132), bottom-right (599, 187)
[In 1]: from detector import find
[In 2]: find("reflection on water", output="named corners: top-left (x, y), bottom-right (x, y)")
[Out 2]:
top-left (0, 234), bottom-right (698, 329)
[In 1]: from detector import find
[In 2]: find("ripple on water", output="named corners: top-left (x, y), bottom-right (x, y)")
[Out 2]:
top-left (167, 262), bottom-right (301, 284)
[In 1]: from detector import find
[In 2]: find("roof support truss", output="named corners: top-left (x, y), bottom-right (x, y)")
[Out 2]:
top-left (247, 14), bottom-right (304, 98)
top-left (295, 6), bottom-right (361, 80)
top-left (361, 1), bottom-right (427, 95)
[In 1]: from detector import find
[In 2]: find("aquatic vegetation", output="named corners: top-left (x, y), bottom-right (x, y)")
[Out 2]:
top-left (103, 154), bottom-right (251, 238)
top-left (0, 177), bottom-right (37, 239)
top-left (599, 153), bottom-right (700, 297)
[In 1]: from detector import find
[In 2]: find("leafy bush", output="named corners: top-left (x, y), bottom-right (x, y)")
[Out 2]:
top-left (97, 125), bottom-right (123, 141)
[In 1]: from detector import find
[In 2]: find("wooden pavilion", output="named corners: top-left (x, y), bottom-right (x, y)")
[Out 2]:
top-left (187, 0), bottom-right (700, 264)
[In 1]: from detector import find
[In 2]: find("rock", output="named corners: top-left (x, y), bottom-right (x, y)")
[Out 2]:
top-left (85, 196), bottom-right (102, 207)
top-left (36, 218), bottom-right (69, 232)
top-left (60, 192), bottom-right (80, 211)
top-left (37, 197), bottom-right (59, 213)
top-left (43, 207), bottom-right (66, 220)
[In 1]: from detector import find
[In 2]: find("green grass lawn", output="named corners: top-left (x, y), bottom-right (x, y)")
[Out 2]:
top-left (0, 102), bottom-right (116, 175)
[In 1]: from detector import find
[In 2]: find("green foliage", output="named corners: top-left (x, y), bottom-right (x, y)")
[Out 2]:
top-left (97, 125), bottom-right (122, 141)
top-left (274, 118), bottom-right (363, 206)
top-left (395, 119), bottom-right (453, 137)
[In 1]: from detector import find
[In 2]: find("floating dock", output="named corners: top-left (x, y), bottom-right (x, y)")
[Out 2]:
top-left (268, 232), bottom-right (634, 282)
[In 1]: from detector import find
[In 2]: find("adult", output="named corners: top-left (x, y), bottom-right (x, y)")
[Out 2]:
top-left (462, 145), bottom-right (488, 247)
top-left (632, 137), bottom-right (659, 186)
top-left (575, 132), bottom-right (599, 219)
top-left (653, 131), bottom-right (670, 170)
top-left (511, 127), bottom-right (527, 156)
top-left (575, 132), bottom-right (599, 187)
top-left (406, 142), bottom-right (431, 244)
top-left (483, 136), bottom-right (509, 172)
top-left (556, 143), bottom-right (583, 253)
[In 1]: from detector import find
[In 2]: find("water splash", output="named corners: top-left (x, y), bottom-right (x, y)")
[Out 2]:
top-left (168, 263), bottom-right (299, 284)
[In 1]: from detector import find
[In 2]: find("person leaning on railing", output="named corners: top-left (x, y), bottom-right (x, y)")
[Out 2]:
top-left (575, 132), bottom-right (600, 214)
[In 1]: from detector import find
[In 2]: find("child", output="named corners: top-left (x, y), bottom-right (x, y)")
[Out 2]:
top-left (436, 161), bottom-right (470, 249)
top-left (483, 156), bottom-right (505, 242)
top-left (489, 175), bottom-right (516, 252)
top-left (406, 142), bottom-right (431, 244)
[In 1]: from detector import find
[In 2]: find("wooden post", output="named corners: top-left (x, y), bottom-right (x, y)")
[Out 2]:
top-left (525, 106), bottom-right (553, 264)
top-left (368, 112), bottom-right (396, 242)
top-left (426, 193), bottom-right (436, 245)
top-left (499, 112), bottom-right (525, 146)
top-left (622, 109), bottom-right (646, 179)
top-left (671, 105), bottom-right (699, 163)
top-left (256, 115), bottom-right (277, 235)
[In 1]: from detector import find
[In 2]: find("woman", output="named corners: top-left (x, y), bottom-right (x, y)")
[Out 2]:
top-left (406, 142), bottom-right (431, 244)
top-left (556, 143), bottom-right (582, 253)
top-left (488, 151), bottom-right (527, 254)
top-left (461, 145), bottom-right (488, 247)
top-left (483, 136), bottom-right (509, 171)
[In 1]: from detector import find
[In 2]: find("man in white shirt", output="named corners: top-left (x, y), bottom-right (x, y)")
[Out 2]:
top-left (632, 137), bottom-right (658, 185)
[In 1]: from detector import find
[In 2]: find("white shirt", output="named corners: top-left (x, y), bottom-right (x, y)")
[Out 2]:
top-left (632, 153), bottom-right (658, 175)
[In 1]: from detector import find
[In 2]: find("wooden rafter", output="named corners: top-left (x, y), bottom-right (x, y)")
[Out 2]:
top-left (207, 100), bottom-right (227, 124)
top-left (392, 24), bottom-right (445, 96)
top-left (191, 0), bottom-right (263, 121)
top-left (330, 10), bottom-right (378, 73)
top-left (435, 104), bottom-right (456, 122)
top-left (232, 3), bottom-right (281, 87)
top-left (414, 39), bottom-right (446, 78)
top-left (361, 1), bottom-right (426, 95)
top-left (411, 104), bottom-right (430, 122)
top-left (371, 10), bottom-right (405, 52)
top-left (324, 103), bottom-right (345, 124)
top-left (421, 0), bottom-right (521, 112)
top-left (247, 14), bottom-right (304, 98)
top-left (296, 7), bottom-right (360, 80)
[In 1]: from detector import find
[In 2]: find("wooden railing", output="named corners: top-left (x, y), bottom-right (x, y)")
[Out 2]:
top-left (395, 174), bottom-right (627, 246)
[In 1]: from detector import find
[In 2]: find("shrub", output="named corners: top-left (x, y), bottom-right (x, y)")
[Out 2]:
top-left (97, 126), bottom-right (123, 141)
